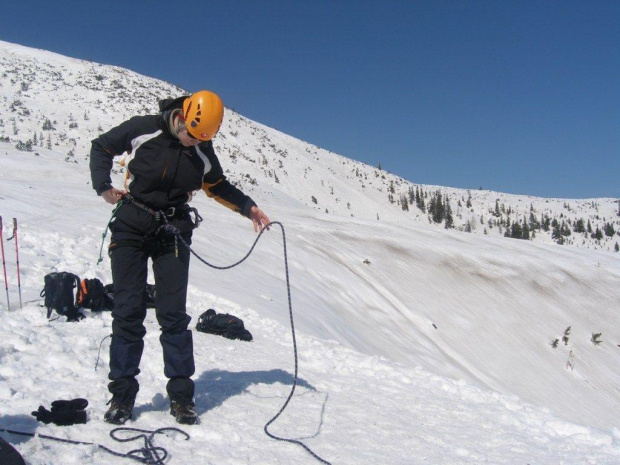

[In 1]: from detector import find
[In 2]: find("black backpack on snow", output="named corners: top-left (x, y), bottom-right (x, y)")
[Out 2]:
top-left (78, 278), bottom-right (114, 312)
top-left (40, 272), bottom-right (83, 321)
top-left (196, 309), bottom-right (253, 342)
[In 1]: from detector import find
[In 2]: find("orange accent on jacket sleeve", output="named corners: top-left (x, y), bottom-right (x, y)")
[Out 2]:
top-left (202, 179), bottom-right (241, 213)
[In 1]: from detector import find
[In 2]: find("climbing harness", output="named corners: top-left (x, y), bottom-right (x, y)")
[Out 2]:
top-left (97, 195), bottom-right (202, 262)
top-left (0, 426), bottom-right (189, 464)
top-left (96, 196), bottom-right (331, 464)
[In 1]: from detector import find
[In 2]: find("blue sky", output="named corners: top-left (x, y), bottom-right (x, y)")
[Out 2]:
top-left (2, 1), bottom-right (618, 199)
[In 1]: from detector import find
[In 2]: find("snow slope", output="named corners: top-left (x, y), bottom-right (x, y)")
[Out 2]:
top-left (1, 143), bottom-right (620, 464)
top-left (0, 40), bottom-right (619, 464)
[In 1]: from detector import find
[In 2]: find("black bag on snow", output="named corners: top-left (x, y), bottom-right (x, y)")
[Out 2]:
top-left (196, 309), bottom-right (253, 342)
top-left (102, 283), bottom-right (157, 309)
top-left (77, 278), bottom-right (114, 312)
top-left (0, 435), bottom-right (25, 465)
top-left (40, 272), bottom-right (83, 321)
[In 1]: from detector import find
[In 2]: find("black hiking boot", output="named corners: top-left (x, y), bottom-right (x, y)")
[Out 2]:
top-left (170, 401), bottom-right (198, 425)
top-left (104, 398), bottom-right (135, 425)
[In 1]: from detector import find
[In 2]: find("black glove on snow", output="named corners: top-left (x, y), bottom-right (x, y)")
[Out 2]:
top-left (51, 398), bottom-right (88, 412)
top-left (31, 398), bottom-right (88, 426)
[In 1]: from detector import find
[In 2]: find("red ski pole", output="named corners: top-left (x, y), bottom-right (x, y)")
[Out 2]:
top-left (12, 218), bottom-right (22, 309)
top-left (0, 216), bottom-right (10, 311)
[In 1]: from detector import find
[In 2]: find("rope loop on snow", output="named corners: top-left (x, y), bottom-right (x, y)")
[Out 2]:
top-left (0, 426), bottom-right (189, 464)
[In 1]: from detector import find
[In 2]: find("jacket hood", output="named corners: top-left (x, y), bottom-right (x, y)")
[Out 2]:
top-left (158, 95), bottom-right (188, 113)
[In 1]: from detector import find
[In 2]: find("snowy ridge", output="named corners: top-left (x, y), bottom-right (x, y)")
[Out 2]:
top-left (1, 39), bottom-right (618, 252)
top-left (0, 41), bottom-right (619, 463)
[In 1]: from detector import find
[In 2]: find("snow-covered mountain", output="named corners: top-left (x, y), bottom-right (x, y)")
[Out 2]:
top-left (1, 41), bottom-right (618, 253)
top-left (1, 40), bottom-right (620, 464)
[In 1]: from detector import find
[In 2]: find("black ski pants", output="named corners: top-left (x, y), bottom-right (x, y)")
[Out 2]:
top-left (107, 203), bottom-right (196, 404)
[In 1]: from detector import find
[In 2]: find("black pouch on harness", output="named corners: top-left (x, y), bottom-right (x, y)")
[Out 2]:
top-left (40, 272), bottom-right (83, 321)
top-left (196, 309), bottom-right (253, 341)
top-left (103, 283), bottom-right (157, 309)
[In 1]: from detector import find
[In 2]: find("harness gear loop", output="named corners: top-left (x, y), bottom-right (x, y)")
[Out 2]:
top-left (97, 200), bottom-right (126, 265)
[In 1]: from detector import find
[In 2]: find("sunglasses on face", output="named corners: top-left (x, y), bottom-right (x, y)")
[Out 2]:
top-left (178, 123), bottom-right (199, 140)
top-left (177, 113), bottom-right (199, 140)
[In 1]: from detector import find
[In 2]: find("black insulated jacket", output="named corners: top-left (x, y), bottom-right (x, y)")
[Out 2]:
top-left (89, 97), bottom-right (256, 217)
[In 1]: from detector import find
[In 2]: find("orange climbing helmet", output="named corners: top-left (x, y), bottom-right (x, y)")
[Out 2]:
top-left (182, 90), bottom-right (224, 141)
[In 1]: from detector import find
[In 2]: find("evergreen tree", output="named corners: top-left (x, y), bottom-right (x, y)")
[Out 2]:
top-left (415, 187), bottom-right (426, 213)
top-left (561, 221), bottom-right (572, 237)
top-left (401, 194), bottom-right (409, 212)
top-left (562, 327), bottom-right (571, 346)
top-left (444, 199), bottom-right (454, 229)
top-left (604, 222), bottom-right (616, 237)
top-left (574, 218), bottom-right (586, 234)
top-left (522, 221), bottom-right (530, 240)
top-left (552, 224), bottom-right (564, 244)
top-left (428, 195), bottom-right (436, 220)
top-left (430, 191), bottom-right (445, 224)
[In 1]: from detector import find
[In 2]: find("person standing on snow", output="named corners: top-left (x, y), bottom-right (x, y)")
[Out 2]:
top-left (89, 90), bottom-right (270, 425)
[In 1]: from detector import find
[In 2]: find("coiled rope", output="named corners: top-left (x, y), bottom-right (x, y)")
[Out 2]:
top-left (0, 426), bottom-right (189, 464)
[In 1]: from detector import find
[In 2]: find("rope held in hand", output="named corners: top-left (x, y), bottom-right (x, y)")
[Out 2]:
top-left (160, 217), bottom-right (332, 464)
